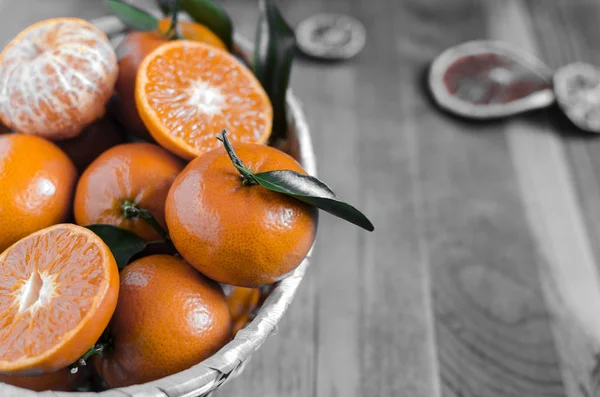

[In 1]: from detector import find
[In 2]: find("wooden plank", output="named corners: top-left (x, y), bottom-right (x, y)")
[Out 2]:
top-left (486, 2), bottom-right (600, 396)
top-left (526, 0), bottom-right (600, 278)
top-left (520, 0), bottom-right (600, 395)
top-left (290, 0), bottom-right (441, 395)
top-left (348, 0), bottom-right (442, 395)
top-left (411, 0), bottom-right (566, 396)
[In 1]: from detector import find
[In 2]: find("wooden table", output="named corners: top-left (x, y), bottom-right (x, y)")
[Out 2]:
top-left (4, 0), bottom-right (600, 396)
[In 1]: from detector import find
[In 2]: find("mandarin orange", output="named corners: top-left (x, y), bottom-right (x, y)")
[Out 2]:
top-left (0, 18), bottom-right (118, 139)
top-left (166, 142), bottom-right (317, 287)
top-left (114, 20), bottom-right (226, 139)
top-left (0, 134), bottom-right (77, 252)
top-left (227, 287), bottom-right (261, 334)
top-left (0, 366), bottom-right (85, 392)
top-left (95, 255), bottom-right (232, 388)
top-left (0, 224), bottom-right (119, 375)
top-left (136, 41), bottom-right (272, 160)
top-left (74, 142), bottom-right (185, 241)
top-left (57, 117), bottom-right (125, 172)
top-left (157, 18), bottom-right (226, 49)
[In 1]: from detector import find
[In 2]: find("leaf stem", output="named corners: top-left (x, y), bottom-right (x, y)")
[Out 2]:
top-left (216, 130), bottom-right (258, 186)
top-left (121, 201), bottom-right (176, 250)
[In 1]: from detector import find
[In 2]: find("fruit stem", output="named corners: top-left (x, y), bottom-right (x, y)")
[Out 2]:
top-left (216, 130), bottom-right (258, 186)
top-left (68, 341), bottom-right (111, 374)
top-left (121, 201), bottom-right (176, 250)
top-left (164, 0), bottom-right (180, 40)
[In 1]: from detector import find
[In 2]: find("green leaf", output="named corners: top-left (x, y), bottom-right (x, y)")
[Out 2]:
top-left (85, 224), bottom-right (147, 269)
top-left (253, 0), bottom-right (296, 143)
top-left (107, 0), bottom-right (159, 32)
top-left (253, 170), bottom-right (375, 232)
top-left (158, 0), bottom-right (233, 49)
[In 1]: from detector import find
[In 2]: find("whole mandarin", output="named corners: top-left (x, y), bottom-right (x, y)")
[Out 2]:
top-left (165, 143), bottom-right (318, 287)
top-left (74, 142), bottom-right (185, 241)
top-left (0, 367), bottom-right (86, 392)
top-left (0, 18), bottom-right (117, 140)
top-left (227, 286), bottom-right (262, 335)
top-left (94, 255), bottom-right (232, 388)
top-left (0, 134), bottom-right (76, 252)
top-left (57, 117), bottom-right (125, 173)
top-left (157, 19), bottom-right (227, 50)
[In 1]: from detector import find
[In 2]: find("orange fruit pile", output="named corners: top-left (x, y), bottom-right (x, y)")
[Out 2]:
top-left (0, 9), bottom-right (315, 394)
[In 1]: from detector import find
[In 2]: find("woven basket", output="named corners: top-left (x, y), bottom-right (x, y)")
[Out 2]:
top-left (0, 16), bottom-right (316, 397)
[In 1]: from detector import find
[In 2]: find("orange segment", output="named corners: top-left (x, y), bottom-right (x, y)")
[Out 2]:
top-left (0, 224), bottom-right (119, 375)
top-left (0, 18), bottom-right (118, 139)
top-left (136, 40), bottom-right (272, 160)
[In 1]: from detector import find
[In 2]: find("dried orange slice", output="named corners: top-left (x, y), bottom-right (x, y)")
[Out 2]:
top-left (136, 40), bottom-right (272, 160)
top-left (0, 224), bottom-right (119, 375)
top-left (0, 18), bottom-right (118, 140)
top-left (428, 40), bottom-right (553, 119)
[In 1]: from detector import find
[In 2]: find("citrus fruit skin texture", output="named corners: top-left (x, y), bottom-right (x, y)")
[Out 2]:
top-left (0, 366), bottom-right (84, 392)
top-left (0, 224), bottom-right (119, 375)
top-left (136, 40), bottom-right (272, 160)
top-left (0, 18), bottom-right (118, 140)
top-left (57, 117), bottom-right (125, 172)
top-left (166, 143), bottom-right (318, 287)
top-left (74, 142), bottom-right (185, 241)
top-left (0, 134), bottom-right (77, 252)
top-left (114, 20), bottom-right (226, 140)
top-left (95, 255), bottom-right (232, 388)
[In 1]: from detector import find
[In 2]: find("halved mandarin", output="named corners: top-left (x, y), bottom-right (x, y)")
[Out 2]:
top-left (0, 224), bottom-right (119, 375)
top-left (135, 40), bottom-right (272, 160)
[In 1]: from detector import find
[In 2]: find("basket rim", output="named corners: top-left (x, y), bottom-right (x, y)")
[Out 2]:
top-left (0, 33), bottom-right (316, 397)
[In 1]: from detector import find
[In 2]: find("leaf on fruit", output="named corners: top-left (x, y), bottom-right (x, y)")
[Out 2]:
top-left (253, 0), bottom-right (296, 144)
top-left (253, 170), bottom-right (375, 232)
top-left (158, 0), bottom-right (233, 49)
top-left (217, 129), bottom-right (374, 232)
top-left (85, 224), bottom-right (147, 269)
top-left (107, 0), bottom-right (159, 32)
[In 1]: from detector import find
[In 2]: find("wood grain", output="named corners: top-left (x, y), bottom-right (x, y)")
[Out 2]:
top-left (489, 2), bottom-right (600, 396)
top-left (411, 1), bottom-right (565, 396)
